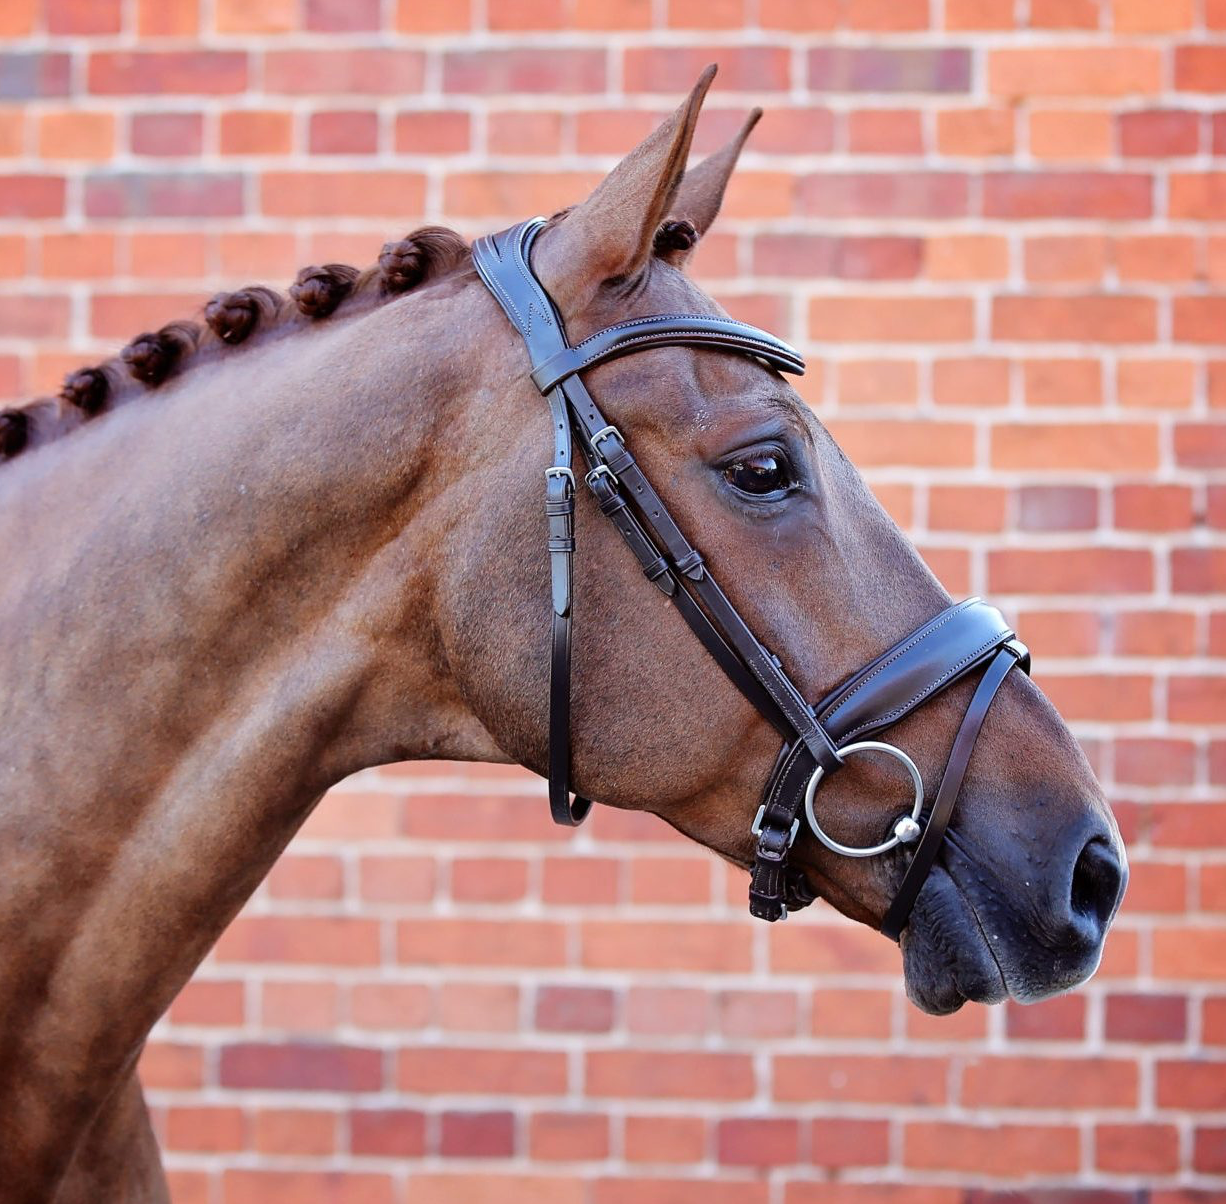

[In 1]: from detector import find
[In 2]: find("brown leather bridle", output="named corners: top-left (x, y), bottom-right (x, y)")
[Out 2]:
top-left (474, 218), bottom-right (1029, 940)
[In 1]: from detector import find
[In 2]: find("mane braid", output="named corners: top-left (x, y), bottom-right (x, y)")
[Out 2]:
top-left (0, 225), bottom-right (471, 469)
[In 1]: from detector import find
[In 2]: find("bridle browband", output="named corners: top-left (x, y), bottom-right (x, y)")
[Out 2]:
top-left (474, 218), bottom-right (1030, 940)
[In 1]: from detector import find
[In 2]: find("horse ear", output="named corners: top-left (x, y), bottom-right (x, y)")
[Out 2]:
top-left (532, 64), bottom-right (716, 314)
top-left (666, 107), bottom-right (762, 259)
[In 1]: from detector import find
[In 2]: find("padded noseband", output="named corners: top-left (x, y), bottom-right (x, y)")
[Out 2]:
top-left (473, 218), bottom-right (1029, 939)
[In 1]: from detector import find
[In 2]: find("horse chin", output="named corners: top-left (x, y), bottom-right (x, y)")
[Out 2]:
top-left (898, 868), bottom-right (1010, 1016)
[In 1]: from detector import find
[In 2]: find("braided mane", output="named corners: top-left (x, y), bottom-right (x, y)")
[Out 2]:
top-left (0, 226), bottom-right (471, 467)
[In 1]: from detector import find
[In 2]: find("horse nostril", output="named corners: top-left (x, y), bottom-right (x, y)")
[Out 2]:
top-left (1070, 835), bottom-right (1125, 934)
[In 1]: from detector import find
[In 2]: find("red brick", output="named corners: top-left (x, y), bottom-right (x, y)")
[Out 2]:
top-left (993, 422), bottom-right (1156, 470)
top-left (220, 110), bottom-right (292, 155)
top-left (1015, 609), bottom-right (1101, 656)
top-left (775, 1055), bottom-right (946, 1104)
top-left (166, 1106), bottom-right (245, 1153)
top-left (993, 295), bottom-right (1156, 343)
top-left (716, 1118), bottom-right (799, 1167)
top-left (86, 172), bottom-right (242, 218)
top-left (444, 171), bottom-right (602, 218)
top-left (716, 990), bottom-right (797, 1038)
top-left (624, 1115), bottom-right (707, 1163)
top-left (837, 360), bottom-right (918, 406)
top-left (1030, 109), bottom-right (1113, 160)
top-left (587, 1051), bottom-right (753, 1100)
top-left (529, 1112), bottom-right (609, 1161)
top-left (220, 1042), bottom-right (382, 1092)
top-left (754, 234), bottom-right (922, 280)
top-left (38, 112), bottom-right (115, 161)
top-left (1112, 608), bottom-right (1196, 654)
top-left (1157, 1058), bottom-right (1226, 1106)
top-left (535, 985), bottom-right (615, 1033)
top-left (990, 47), bottom-right (1162, 96)
top-left (1022, 358), bottom-right (1102, 406)
top-left (1031, 0), bottom-right (1099, 24)
top-left (593, 1183), bottom-right (763, 1204)
top-left (445, 49), bottom-right (607, 94)
top-left (262, 981), bottom-right (339, 1032)
top-left (808, 47), bottom-right (969, 92)
top-left (1195, 1128), bottom-right (1226, 1174)
top-left (215, 0), bottom-right (295, 30)
top-left (825, 419), bottom-right (974, 467)
top-left (810, 1117), bottom-right (890, 1167)
top-left (89, 51), bottom-right (247, 94)
top-left (350, 983), bottom-right (432, 1031)
top-left (309, 111), bottom-right (378, 155)
top-left (1117, 234), bottom-right (1197, 282)
top-left (580, 921), bottom-right (751, 972)
top-left (541, 856), bottom-right (620, 904)
top-left (1038, 672), bottom-right (1151, 721)
top-left (932, 357), bottom-right (1010, 406)
top-left (667, 0), bottom-right (746, 25)
top-left (811, 989), bottom-right (894, 1039)
top-left (985, 172), bottom-right (1150, 218)
top-left (130, 112), bottom-right (203, 157)
top-left (264, 51), bottom-right (424, 95)
top-left (0, 52), bottom-right (71, 98)
top-left (962, 1056), bottom-right (1137, 1108)
top-left (626, 47), bottom-right (789, 93)
top-left (905, 1121), bottom-right (1079, 1175)
top-left (169, 979), bottom-right (245, 1026)
top-left (1097, 1123), bottom-right (1181, 1174)
top-left (399, 1047), bottom-right (567, 1095)
top-left (261, 172), bottom-right (425, 218)
top-left (1169, 676), bottom-right (1226, 723)
top-left (1106, 993), bottom-right (1188, 1042)
top-left (253, 1109), bottom-right (337, 1155)
top-left (799, 172), bottom-right (967, 218)
top-left (0, 175), bottom-right (65, 218)
top-left (1176, 46), bottom-right (1226, 91)
top-left (266, 854), bottom-right (343, 900)
top-left (1018, 485), bottom-right (1099, 530)
top-left (988, 548), bottom-right (1153, 595)
top-left (224, 1171), bottom-right (393, 1204)
top-left (1117, 358), bottom-right (1194, 408)
top-left (847, 109), bottom-right (923, 153)
top-left (451, 856), bottom-right (528, 902)
top-left (626, 986), bottom-right (707, 1036)
top-left (214, 917), bottom-right (380, 965)
top-left (1173, 548), bottom-right (1226, 593)
top-left (440, 1111), bottom-right (515, 1158)
top-left (1006, 994), bottom-right (1086, 1040)
top-left (929, 485), bottom-right (1007, 532)
top-left (810, 297), bottom-right (973, 343)
top-left (395, 111), bottom-right (471, 155)
top-left (488, 111), bottom-right (564, 155)
top-left (945, 0), bottom-right (1012, 26)
top-left (936, 107), bottom-right (1013, 155)
top-left (137, 0), bottom-right (197, 35)
top-left (397, 918), bottom-right (565, 966)
top-left (1025, 236), bottom-right (1107, 283)
top-left (41, 232), bottom-right (114, 279)
top-left (1116, 738), bottom-right (1196, 785)
top-left (305, 0), bottom-right (381, 28)
top-left (1120, 109), bottom-right (1199, 157)
top-left (0, 295), bottom-right (70, 338)
top-left (139, 1041), bottom-right (204, 1089)
top-left (438, 982), bottom-right (519, 1033)
top-left (394, 0), bottom-right (472, 29)
top-left (926, 234), bottom-right (1008, 280)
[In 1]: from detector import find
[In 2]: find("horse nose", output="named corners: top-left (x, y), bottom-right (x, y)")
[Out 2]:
top-left (1067, 831), bottom-right (1127, 945)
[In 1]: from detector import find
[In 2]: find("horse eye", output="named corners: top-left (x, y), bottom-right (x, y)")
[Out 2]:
top-left (724, 451), bottom-right (791, 496)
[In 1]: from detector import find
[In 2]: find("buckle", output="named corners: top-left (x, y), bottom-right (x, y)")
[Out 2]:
top-left (545, 465), bottom-right (575, 493)
top-left (591, 425), bottom-right (623, 455)
top-left (586, 463), bottom-right (618, 489)
top-left (750, 804), bottom-right (799, 848)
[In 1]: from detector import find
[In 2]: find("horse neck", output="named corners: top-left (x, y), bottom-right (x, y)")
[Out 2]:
top-left (0, 278), bottom-right (502, 1174)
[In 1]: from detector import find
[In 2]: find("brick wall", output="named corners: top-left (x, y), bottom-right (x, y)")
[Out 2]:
top-left (3, 0), bottom-right (1225, 1200)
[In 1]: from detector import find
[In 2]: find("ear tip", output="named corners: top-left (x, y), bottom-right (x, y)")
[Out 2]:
top-left (747, 106), bottom-right (764, 126)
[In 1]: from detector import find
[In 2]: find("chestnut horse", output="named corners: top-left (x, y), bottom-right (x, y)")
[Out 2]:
top-left (0, 71), bottom-right (1125, 1202)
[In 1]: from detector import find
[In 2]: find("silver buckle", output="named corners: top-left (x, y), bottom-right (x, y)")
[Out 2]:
top-left (750, 804), bottom-right (800, 848)
top-left (545, 466), bottom-right (575, 489)
top-left (591, 425), bottom-right (623, 454)
top-left (586, 463), bottom-right (618, 489)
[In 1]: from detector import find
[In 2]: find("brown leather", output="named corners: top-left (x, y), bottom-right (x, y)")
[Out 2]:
top-left (473, 217), bottom-right (1029, 934)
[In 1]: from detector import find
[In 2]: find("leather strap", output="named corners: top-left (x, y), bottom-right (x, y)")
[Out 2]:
top-left (880, 640), bottom-right (1029, 940)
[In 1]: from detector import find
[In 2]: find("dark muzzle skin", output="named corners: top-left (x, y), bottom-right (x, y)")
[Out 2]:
top-left (900, 793), bottom-right (1127, 1014)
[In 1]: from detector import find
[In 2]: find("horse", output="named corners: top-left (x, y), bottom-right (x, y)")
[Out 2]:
top-left (0, 68), bottom-right (1125, 1202)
